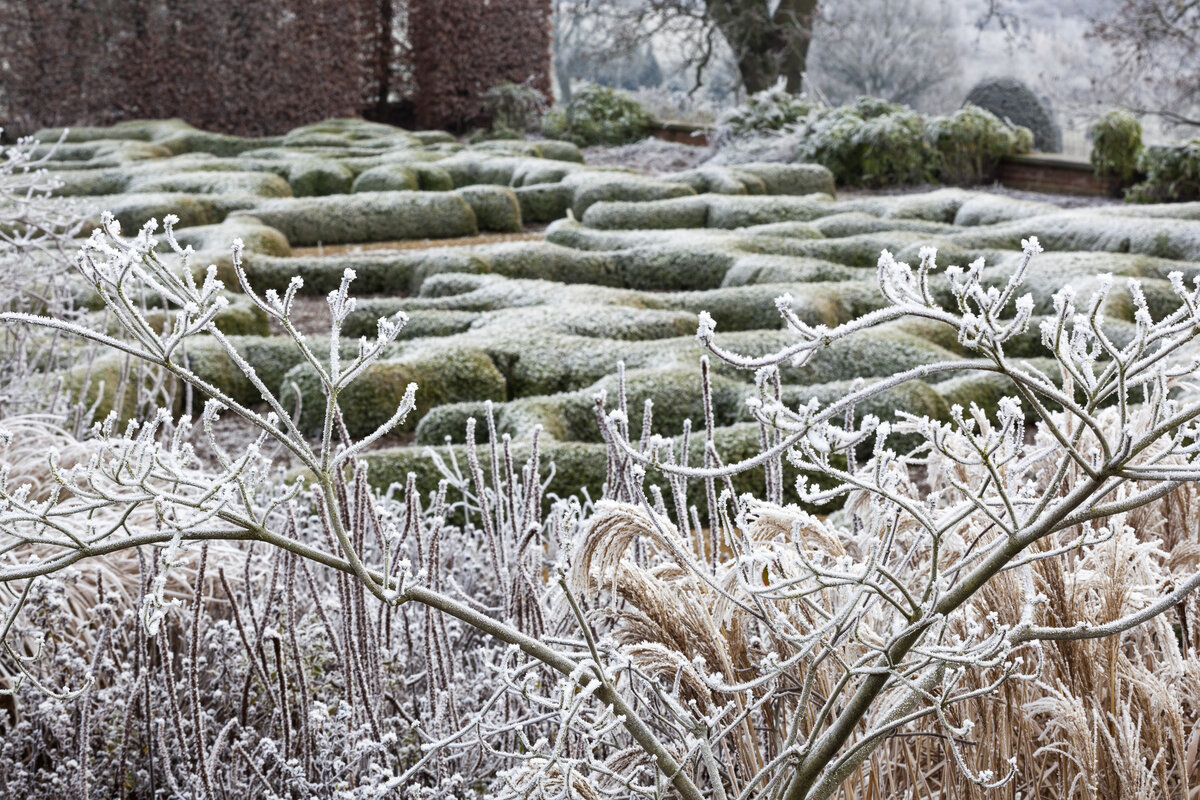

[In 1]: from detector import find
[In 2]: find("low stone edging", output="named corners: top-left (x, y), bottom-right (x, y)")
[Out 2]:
top-left (649, 120), bottom-right (712, 147)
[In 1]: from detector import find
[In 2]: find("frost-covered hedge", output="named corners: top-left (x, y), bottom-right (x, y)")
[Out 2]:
top-left (542, 83), bottom-right (653, 146)
top-left (963, 76), bottom-right (1062, 153)
top-left (1090, 109), bottom-right (1143, 185)
top-left (715, 81), bottom-right (816, 141)
top-left (716, 91), bottom-right (1031, 188)
top-left (927, 104), bottom-right (1033, 185)
top-left (796, 102), bottom-right (929, 187)
top-left (1127, 142), bottom-right (1200, 203)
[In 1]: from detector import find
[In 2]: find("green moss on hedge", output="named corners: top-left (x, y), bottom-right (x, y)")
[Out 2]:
top-left (515, 184), bottom-right (574, 223)
top-left (351, 165), bottom-right (420, 193)
top-left (232, 191), bottom-right (478, 245)
top-left (454, 185), bottom-right (523, 232)
top-left (286, 159), bottom-right (355, 197)
top-left (280, 347), bottom-right (507, 437)
top-left (125, 170), bottom-right (293, 198)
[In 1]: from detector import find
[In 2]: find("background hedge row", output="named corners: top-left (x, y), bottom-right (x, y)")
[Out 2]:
top-left (0, 0), bottom-right (552, 136)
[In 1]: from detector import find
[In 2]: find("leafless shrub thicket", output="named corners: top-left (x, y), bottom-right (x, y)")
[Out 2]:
top-left (0, 134), bottom-right (96, 427)
top-left (6, 144), bottom-right (1200, 798)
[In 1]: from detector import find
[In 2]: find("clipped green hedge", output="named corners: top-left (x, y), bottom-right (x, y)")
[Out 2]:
top-left (1090, 109), bottom-right (1143, 184)
top-left (285, 159), bottom-right (355, 196)
top-left (454, 185), bottom-right (523, 232)
top-left (351, 164), bottom-right (420, 193)
top-left (231, 191), bottom-right (478, 245)
top-left (717, 94), bottom-right (1031, 188)
top-left (927, 104), bottom-right (1031, 185)
top-left (542, 83), bottom-right (653, 146)
top-left (280, 347), bottom-right (507, 438)
top-left (125, 170), bottom-right (293, 198)
top-left (1127, 142), bottom-right (1200, 203)
top-left (81, 192), bottom-right (261, 232)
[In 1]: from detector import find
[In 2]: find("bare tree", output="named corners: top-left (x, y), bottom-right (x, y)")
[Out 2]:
top-left (807, 0), bottom-right (964, 111)
top-left (976, 0), bottom-right (1200, 130)
top-left (553, 0), bottom-right (652, 104)
top-left (1091, 0), bottom-right (1200, 128)
top-left (554, 0), bottom-right (818, 97)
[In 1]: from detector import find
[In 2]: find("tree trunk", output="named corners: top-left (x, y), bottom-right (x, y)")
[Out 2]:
top-left (707, 0), bottom-right (818, 94)
top-left (375, 0), bottom-right (394, 116)
top-left (553, 50), bottom-right (573, 105)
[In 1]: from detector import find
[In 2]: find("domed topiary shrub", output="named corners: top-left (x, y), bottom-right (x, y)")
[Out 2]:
top-left (926, 104), bottom-right (1030, 185)
top-left (795, 104), bottom-right (929, 187)
top-left (542, 83), bottom-right (652, 146)
top-left (964, 76), bottom-right (1062, 153)
top-left (1090, 109), bottom-right (1143, 184)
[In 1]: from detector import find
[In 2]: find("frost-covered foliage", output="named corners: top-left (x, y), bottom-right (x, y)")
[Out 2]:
top-left (1127, 141), bottom-right (1200, 203)
top-left (542, 83), bottom-right (653, 146)
top-left (8, 202), bottom-right (1200, 800)
top-left (927, 104), bottom-right (1033, 185)
top-left (797, 101), bottom-right (928, 187)
top-left (0, 216), bottom-right (572, 798)
top-left (0, 415), bottom-right (552, 798)
top-left (479, 81), bottom-right (549, 139)
top-left (714, 95), bottom-right (1031, 188)
top-left (0, 134), bottom-right (90, 425)
top-left (1090, 109), bottom-right (1144, 184)
top-left (714, 80), bottom-right (816, 142)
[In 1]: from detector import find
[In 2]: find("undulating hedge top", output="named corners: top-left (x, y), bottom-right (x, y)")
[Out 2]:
top-left (48, 118), bottom-right (1200, 508)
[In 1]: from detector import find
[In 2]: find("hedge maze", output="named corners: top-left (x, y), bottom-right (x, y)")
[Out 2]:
top-left (42, 118), bottom-right (1200, 505)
